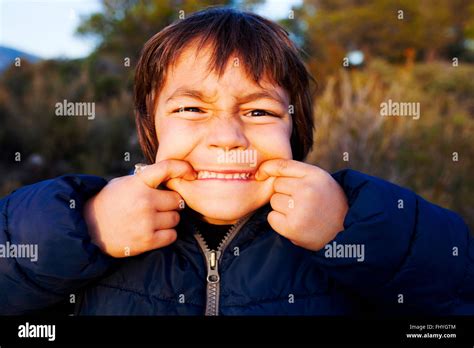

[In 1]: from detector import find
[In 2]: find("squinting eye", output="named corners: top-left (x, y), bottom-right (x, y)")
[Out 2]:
top-left (173, 107), bottom-right (204, 113)
top-left (247, 109), bottom-right (276, 117)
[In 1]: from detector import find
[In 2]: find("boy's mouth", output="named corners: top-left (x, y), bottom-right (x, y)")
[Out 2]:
top-left (196, 169), bottom-right (255, 180)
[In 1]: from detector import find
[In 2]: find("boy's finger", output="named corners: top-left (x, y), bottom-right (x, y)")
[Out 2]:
top-left (255, 159), bottom-right (306, 181)
top-left (273, 177), bottom-right (299, 195)
top-left (267, 210), bottom-right (289, 237)
top-left (148, 229), bottom-right (178, 250)
top-left (138, 160), bottom-right (197, 189)
top-left (152, 190), bottom-right (185, 211)
top-left (270, 193), bottom-right (294, 214)
top-left (153, 211), bottom-right (181, 230)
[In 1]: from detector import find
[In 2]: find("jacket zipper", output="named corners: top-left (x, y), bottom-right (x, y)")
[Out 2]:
top-left (193, 214), bottom-right (253, 316)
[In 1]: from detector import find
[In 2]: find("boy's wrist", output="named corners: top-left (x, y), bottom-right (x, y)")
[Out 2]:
top-left (84, 195), bottom-right (101, 248)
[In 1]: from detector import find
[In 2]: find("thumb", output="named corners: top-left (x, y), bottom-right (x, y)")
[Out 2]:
top-left (138, 160), bottom-right (196, 189)
top-left (255, 159), bottom-right (287, 181)
top-left (255, 159), bottom-right (303, 180)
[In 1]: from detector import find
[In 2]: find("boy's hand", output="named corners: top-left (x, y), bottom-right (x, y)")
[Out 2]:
top-left (256, 159), bottom-right (348, 251)
top-left (84, 160), bottom-right (196, 258)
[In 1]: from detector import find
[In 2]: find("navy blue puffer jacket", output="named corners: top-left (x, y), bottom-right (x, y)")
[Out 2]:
top-left (0, 169), bottom-right (472, 315)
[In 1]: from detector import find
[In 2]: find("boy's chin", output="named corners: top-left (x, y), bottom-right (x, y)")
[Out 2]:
top-left (186, 199), bottom-right (267, 224)
top-left (167, 178), bottom-right (275, 224)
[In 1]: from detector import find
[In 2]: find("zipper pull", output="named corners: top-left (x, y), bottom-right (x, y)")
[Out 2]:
top-left (206, 250), bottom-right (221, 283)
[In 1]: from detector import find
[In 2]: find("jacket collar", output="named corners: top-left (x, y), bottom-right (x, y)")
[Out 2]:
top-left (177, 204), bottom-right (272, 247)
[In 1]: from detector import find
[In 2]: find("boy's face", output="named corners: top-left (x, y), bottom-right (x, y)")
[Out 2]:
top-left (154, 43), bottom-right (292, 224)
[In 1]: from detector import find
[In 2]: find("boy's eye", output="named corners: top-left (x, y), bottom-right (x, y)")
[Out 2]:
top-left (172, 107), bottom-right (279, 118)
top-left (247, 109), bottom-right (276, 117)
top-left (173, 107), bottom-right (204, 113)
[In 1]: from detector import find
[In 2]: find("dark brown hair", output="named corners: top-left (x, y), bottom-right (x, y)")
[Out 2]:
top-left (134, 6), bottom-right (315, 163)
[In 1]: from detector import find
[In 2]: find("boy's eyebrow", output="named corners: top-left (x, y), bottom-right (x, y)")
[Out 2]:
top-left (238, 91), bottom-right (287, 107)
top-left (166, 87), bottom-right (287, 107)
top-left (166, 87), bottom-right (215, 103)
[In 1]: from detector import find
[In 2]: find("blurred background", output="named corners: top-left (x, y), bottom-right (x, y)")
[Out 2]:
top-left (0, 0), bottom-right (473, 229)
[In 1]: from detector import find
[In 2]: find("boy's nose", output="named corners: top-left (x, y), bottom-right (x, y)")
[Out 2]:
top-left (206, 116), bottom-right (249, 151)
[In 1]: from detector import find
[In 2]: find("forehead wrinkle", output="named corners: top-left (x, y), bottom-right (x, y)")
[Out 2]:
top-left (166, 86), bottom-right (287, 109)
top-left (166, 86), bottom-right (219, 104)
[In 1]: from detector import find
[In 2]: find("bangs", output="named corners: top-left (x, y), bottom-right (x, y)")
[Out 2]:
top-left (193, 10), bottom-right (290, 87)
top-left (146, 7), bottom-right (298, 98)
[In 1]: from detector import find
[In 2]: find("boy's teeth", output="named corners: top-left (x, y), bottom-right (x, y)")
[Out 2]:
top-left (197, 171), bottom-right (251, 180)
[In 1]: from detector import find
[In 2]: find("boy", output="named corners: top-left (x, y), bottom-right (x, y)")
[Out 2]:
top-left (0, 7), bottom-right (472, 315)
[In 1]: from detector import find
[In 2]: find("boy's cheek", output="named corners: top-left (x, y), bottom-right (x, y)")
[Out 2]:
top-left (259, 142), bottom-right (293, 162)
top-left (154, 139), bottom-right (195, 163)
top-left (249, 126), bottom-right (293, 160)
top-left (154, 119), bottom-right (197, 163)
top-left (155, 149), bottom-right (172, 164)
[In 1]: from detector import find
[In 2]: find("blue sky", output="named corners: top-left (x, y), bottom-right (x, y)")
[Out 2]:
top-left (0, 0), bottom-right (302, 59)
